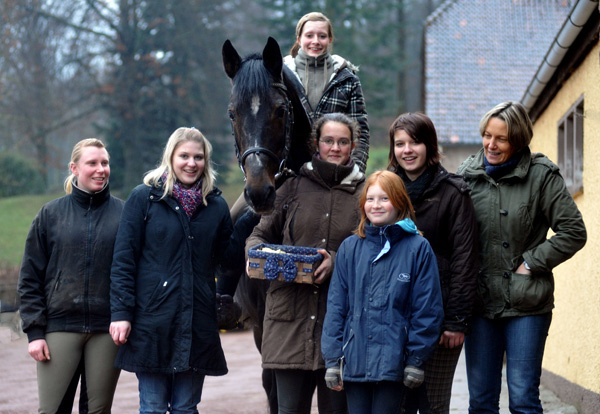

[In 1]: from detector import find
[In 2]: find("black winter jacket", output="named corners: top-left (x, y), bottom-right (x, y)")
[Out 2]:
top-left (110, 183), bottom-right (252, 375)
top-left (396, 164), bottom-right (479, 333)
top-left (18, 183), bottom-right (124, 342)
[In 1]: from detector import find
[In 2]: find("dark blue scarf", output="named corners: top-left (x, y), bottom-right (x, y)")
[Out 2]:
top-left (484, 153), bottom-right (521, 179)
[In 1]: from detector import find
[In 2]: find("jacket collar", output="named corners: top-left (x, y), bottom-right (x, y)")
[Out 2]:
top-left (284, 54), bottom-right (357, 85)
top-left (71, 180), bottom-right (111, 208)
top-left (420, 163), bottom-right (471, 196)
top-left (462, 147), bottom-right (531, 182)
top-left (148, 182), bottom-right (221, 201)
top-left (301, 158), bottom-right (364, 192)
top-left (365, 218), bottom-right (419, 262)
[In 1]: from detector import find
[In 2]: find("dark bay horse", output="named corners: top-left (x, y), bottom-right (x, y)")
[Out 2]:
top-left (222, 36), bottom-right (313, 214)
top-left (222, 37), bottom-right (313, 412)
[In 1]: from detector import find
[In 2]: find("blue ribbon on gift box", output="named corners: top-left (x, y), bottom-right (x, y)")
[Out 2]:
top-left (263, 255), bottom-right (297, 282)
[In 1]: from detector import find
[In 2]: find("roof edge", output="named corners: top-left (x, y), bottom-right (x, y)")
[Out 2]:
top-left (425, 0), bottom-right (458, 27)
top-left (520, 0), bottom-right (599, 112)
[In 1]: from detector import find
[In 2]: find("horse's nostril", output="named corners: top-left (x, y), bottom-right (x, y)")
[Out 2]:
top-left (243, 187), bottom-right (253, 207)
top-left (265, 186), bottom-right (276, 203)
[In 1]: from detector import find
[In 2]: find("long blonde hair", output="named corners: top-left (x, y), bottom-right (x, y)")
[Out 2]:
top-left (64, 138), bottom-right (108, 194)
top-left (356, 170), bottom-right (416, 238)
top-left (289, 12), bottom-right (334, 57)
top-left (143, 127), bottom-right (216, 205)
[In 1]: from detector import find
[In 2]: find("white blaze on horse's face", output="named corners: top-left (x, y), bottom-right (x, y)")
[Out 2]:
top-left (251, 95), bottom-right (260, 116)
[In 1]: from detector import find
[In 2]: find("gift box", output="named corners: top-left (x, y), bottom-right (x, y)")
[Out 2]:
top-left (247, 244), bottom-right (323, 284)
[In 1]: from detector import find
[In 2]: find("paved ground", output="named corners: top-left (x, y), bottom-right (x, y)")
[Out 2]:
top-left (0, 318), bottom-right (578, 413)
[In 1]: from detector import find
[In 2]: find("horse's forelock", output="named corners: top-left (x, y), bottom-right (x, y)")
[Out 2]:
top-left (233, 54), bottom-right (273, 103)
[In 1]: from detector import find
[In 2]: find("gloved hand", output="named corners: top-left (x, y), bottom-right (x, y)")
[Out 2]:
top-left (324, 366), bottom-right (343, 390)
top-left (216, 293), bottom-right (242, 330)
top-left (403, 365), bottom-right (425, 389)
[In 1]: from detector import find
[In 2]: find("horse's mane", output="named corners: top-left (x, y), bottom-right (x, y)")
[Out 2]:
top-left (232, 53), bottom-right (272, 103)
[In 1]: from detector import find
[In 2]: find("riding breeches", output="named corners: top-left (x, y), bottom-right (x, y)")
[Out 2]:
top-left (36, 331), bottom-right (120, 414)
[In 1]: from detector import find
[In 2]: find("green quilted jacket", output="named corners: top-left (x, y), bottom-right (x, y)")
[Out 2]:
top-left (458, 148), bottom-right (586, 318)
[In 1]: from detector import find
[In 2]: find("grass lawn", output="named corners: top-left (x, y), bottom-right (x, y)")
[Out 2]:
top-left (0, 193), bottom-right (61, 268)
top-left (365, 146), bottom-right (390, 176)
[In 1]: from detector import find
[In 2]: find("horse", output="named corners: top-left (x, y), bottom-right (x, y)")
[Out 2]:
top-left (222, 36), bottom-right (313, 215)
top-left (221, 37), bottom-right (313, 412)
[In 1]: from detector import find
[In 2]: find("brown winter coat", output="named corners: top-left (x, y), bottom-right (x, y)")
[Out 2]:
top-left (246, 158), bottom-right (364, 370)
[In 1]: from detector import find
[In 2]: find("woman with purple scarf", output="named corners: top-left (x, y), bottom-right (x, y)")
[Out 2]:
top-left (110, 127), bottom-right (255, 414)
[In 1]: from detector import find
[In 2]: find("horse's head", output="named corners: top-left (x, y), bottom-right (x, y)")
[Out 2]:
top-left (222, 37), bottom-right (294, 214)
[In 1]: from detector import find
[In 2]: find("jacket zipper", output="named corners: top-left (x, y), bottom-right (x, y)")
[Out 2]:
top-left (83, 195), bottom-right (93, 332)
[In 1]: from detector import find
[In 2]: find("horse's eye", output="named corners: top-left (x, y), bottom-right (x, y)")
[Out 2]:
top-left (228, 110), bottom-right (236, 121)
top-left (275, 106), bottom-right (286, 119)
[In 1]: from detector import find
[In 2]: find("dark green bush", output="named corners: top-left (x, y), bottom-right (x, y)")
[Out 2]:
top-left (0, 152), bottom-right (45, 197)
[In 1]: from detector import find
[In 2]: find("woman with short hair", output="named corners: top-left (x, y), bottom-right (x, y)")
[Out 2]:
top-left (458, 101), bottom-right (587, 413)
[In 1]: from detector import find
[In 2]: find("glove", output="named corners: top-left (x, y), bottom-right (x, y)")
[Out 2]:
top-left (403, 365), bottom-right (425, 389)
top-left (216, 293), bottom-right (242, 330)
top-left (324, 366), bottom-right (342, 390)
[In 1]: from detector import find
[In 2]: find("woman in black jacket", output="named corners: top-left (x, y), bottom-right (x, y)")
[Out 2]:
top-left (18, 138), bottom-right (124, 414)
top-left (387, 113), bottom-right (479, 414)
top-left (110, 127), bottom-right (253, 414)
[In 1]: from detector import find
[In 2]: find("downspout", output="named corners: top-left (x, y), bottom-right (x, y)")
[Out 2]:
top-left (521, 0), bottom-right (598, 111)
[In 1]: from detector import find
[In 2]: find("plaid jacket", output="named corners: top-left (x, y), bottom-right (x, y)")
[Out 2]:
top-left (284, 54), bottom-right (370, 172)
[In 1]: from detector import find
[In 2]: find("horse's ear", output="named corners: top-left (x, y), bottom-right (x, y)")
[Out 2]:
top-left (263, 36), bottom-right (283, 80)
top-left (222, 39), bottom-right (242, 79)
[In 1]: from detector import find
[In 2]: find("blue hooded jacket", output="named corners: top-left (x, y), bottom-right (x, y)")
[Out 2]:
top-left (322, 219), bottom-right (443, 382)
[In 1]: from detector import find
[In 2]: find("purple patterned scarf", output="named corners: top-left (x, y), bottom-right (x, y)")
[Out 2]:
top-left (170, 174), bottom-right (204, 219)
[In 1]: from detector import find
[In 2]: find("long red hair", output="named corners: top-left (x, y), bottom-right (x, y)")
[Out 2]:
top-left (356, 170), bottom-right (416, 238)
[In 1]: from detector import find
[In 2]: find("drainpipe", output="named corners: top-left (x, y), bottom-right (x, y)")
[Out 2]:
top-left (521, 0), bottom-right (598, 110)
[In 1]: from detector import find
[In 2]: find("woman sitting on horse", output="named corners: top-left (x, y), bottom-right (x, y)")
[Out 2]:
top-left (285, 12), bottom-right (370, 173)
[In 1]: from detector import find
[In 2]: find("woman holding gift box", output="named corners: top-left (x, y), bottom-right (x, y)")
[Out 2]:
top-left (246, 113), bottom-right (365, 414)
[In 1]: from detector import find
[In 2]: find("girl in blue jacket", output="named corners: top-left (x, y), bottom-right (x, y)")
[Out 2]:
top-left (321, 170), bottom-right (444, 414)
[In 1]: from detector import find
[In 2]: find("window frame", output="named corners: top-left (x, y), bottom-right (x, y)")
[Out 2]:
top-left (557, 95), bottom-right (584, 196)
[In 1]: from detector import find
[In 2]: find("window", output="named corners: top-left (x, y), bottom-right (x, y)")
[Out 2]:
top-left (557, 96), bottom-right (583, 195)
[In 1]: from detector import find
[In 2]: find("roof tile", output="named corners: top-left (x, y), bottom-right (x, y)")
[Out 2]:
top-left (425, 0), bottom-right (572, 144)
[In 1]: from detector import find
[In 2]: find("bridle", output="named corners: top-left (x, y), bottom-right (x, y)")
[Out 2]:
top-left (231, 81), bottom-right (295, 182)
